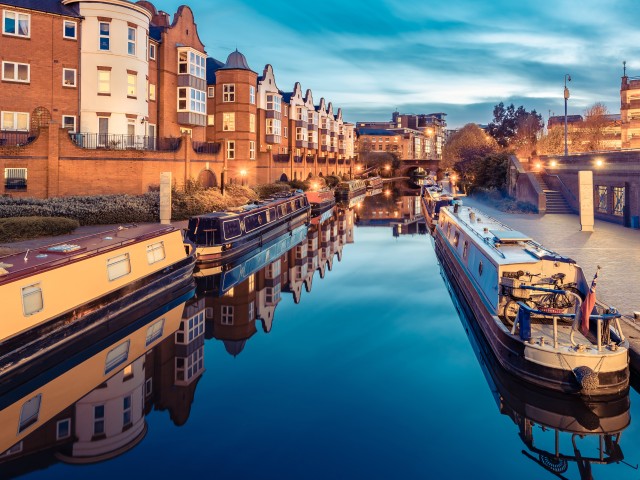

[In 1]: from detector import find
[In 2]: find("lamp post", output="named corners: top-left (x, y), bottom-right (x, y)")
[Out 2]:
top-left (240, 168), bottom-right (247, 186)
top-left (220, 139), bottom-right (226, 195)
top-left (564, 74), bottom-right (571, 156)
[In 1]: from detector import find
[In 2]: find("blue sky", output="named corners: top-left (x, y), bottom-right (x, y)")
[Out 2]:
top-left (151, 0), bottom-right (638, 128)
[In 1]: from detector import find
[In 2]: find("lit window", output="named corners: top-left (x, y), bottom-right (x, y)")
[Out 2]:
top-left (107, 253), bottom-right (131, 281)
top-left (1, 111), bottom-right (28, 131)
top-left (105, 340), bottom-right (130, 374)
top-left (3, 10), bottom-right (29, 38)
top-left (146, 241), bottom-right (165, 264)
top-left (296, 127), bottom-right (306, 141)
top-left (596, 186), bottom-right (608, 213)
top-left (127, 73), bottom-right (137, 97)
top-left (249, 85), bottom-right (255, 104)
top-left (99, 22), bottom-right (110, 50)
top-left (21, 283), bottom-right (42, 316)
top-left (62, 115), bottom-right (76, 132)
top-left (207, 115), bottom-right (214, 126)
top-left (250, 140), bottom-right (255, 159)
top-left (266, 118), bottom-right (281, 136)
top-left (223, 84), bottom-right (235, 102)
top-left (613, 186), bottom-right (625, 216)
top-left (221, 305), bottom-right (234, 325)
top-left (145, 317), bottom-right (165, 346)
top-left (97, 70), bottom-right (110, 94)
top-left (149, 42), bottom-right (156, 60)
top-left (248, 274), bottom-right (255, 292)
top-left (127, 27), bottom-right (136, 55)
top-left (149, 83), bottom-right (156, 101)
top-left (226, 140), bottom-right (235, 159)
top-left (223, 112), bottom-right (235, 131)
top-left (2, 61), bottom-right (29, 83)
top-left (178, 48), bottom-right (205, 78)
top-left (62, 68), bottom-right (76, 87)
top-left (63, 20), bottom-right (76, 40)
top-left (18, 394), bottom-right (41, 433)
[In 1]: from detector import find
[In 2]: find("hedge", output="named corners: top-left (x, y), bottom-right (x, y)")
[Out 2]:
top-left (0, 216), bottom-right (79, 242)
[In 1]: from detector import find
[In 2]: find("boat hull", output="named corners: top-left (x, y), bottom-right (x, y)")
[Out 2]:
top-left (434, 231), bottom-right (629, 398)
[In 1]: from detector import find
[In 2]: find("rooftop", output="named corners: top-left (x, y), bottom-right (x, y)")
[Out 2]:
top-left (1, 0), bottom-right (80, 17)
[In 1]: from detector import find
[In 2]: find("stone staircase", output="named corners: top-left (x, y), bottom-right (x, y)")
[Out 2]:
top-left (533, 172), bottom-right (573, 214)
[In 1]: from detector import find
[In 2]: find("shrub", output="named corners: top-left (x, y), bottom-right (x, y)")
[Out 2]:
top-left (0, 216), bottom-right (79, 242)
top-left (252, 182), bottom-right (292, 199)
top-left (171, 184), bottom-right (258, 220)
top-left (288, 179), bottom-right (307, 191)
top-left (323, 175), bottom-right (341, 188)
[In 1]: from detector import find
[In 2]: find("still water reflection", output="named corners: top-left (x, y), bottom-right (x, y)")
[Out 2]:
top-left (1, 192), bottom-right (640, 479)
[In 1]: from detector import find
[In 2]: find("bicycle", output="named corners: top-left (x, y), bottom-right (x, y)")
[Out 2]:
top-left (502, 272), bottom-right (583, 325)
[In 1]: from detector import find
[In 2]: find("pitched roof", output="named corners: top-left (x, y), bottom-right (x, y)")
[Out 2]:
top-left (206, 57), bottom-right (225, 85)
top-left (149, 25), bottom-right (163, 42)
top-left (356, 128), bottom-right (396, 136)
top-left (0, 0), bottom-right (80, 17)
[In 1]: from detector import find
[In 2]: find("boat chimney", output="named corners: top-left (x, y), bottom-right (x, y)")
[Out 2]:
top-left (453, 203), bottom-right (459, 214)
top-left (469, 211), bottom-right (476, 223)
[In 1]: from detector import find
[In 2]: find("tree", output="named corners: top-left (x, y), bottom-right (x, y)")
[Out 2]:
top-left (579, 102), bottom-right (610, 151)
top-left (487, 102), bottom-right (543, 154)
top-left (442, 123), bottom-right (496, 170)
top-left (453, 152), bottom-right (510, 194)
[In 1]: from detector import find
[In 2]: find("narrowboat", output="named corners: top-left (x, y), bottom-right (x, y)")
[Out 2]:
top-left (421, 185), bottom-right (454, 228)
top-left (364, 176), bottom-right (383, 191)
top-left (185, 191), bottom-right (310, 265)
top-left (434, 202), bottom-right (628, 397)
top-left (0, 224), bottom-right (195, 358)
top-left (335, 179), bottom-right (367, 204)
top-left (306, 189), bottom-right (336, 221)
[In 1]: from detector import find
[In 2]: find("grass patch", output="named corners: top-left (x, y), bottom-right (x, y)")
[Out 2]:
top-left (0, 216), bottom-right (79, 243)
top-left (471, 189), bottom-right (538, 214)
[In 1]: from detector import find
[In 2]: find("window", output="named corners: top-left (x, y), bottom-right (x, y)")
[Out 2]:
top-left (149, 83), bottom-right (156, 101)
top-left (284, 126), bottom-right (288, 138)
top-left (2, 61), bottom-right (29, 83)
top-left (596, 186), bottom-right (608, 213)
top-left (56, 419), bottom-right (71, 440)
top-left (207, 115), bottom-right (214, 126)
top-left (266, 119), bottom-right (281, 136)
top-left (308, 130), bottom-right (317, 144)
top-left (149, 42), bottom-right (156, 60)
top-left (3, 10), bottom-right (29, 37)
top-left (1, 111), bottom-right (28, 131)
top-left (175, 347), bottom-right (204, 384)
top-left (99, 22), bottom-right (110, 50)
top-left (453, 231), bottom-right (459, 247)
top-left (97, 70), bottom-right (110, 94)
top-left (226, 140), bottom-right (235, 159)
top-left (62, 115), bottom-right (76, 132)
top-left (146, 318), bottom-right (165, 346)
top-left (177, 87), bottom-right (206, 113)
top-left (63, 20), bottom-right (76, 39)
top-left (145, 378), bottom-right (153, 396)
top-left (296, 127), bottom-right (306, 141)
top-left (249, 113), bottom-right (255, 133)
top-left (178, 49), bottom-right (205, 78)
top-left (62, 68), bottom-right (76, 87)
top-left (221, 305), bottom-right (234, 325)
top-left (187, 311), bottom-right (204, 342)
top-left (98, 117), bottom-right (109, 145)
top-left (105, 340), bottom-right (130, 374)
top-left (207, 86), bottom-right (215, 97)
top-left (248, 301), bottom-right (255, 322)
top-left (249, 85), bottom-right (255, 104)
top-left (265, 285), bottom-right (281, 304)
top-left (127, 73), bottom-right (137, 97)
top-left (93, 405), bottom-right (105, 435)
top-left (22, 283), bottom-right (42, 315)
top-left (223, 84), bottom-right (235, 102)
top-left (146, 241), bottom-right (165, 264)
top-left (613, 186), bottom-right (625, 216)
top-left (127, 27), bottom-right (136, 55)
top-left (5, 166), bottom-right (27, 190)
top-left (250, 141), bottom-right (255, 159)
top-left (107, 253), bottom-right (131, 281)
top-left (222, 112), bottom-right (235, 131)
top-left (127, 120), bottom-right (135, 144)
top-left (248, 274), bottom-right (255, 292)
top-left (266, 94), bottom-right (281, 112)
top-left (463, 241), bottom-right (469, 259)
top-left (19, 394), bottom-right (41, 433)
top-left (123, 395), bottom-right (132, 428)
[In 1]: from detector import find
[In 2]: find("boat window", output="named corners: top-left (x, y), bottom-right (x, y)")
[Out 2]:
top-left (478, 261), bottom-right (483, 276)
top-left (105, 340), bottom-right (130, 374)
top-left (18, 394), bottom-right (42, 433)
top-left (453, 231), bottom-right (459, 247)
top-left (146, 241), bottom-right (166, 264)
top-left (107, 253), bottom-right (131, 281)
top-left (446, 223), bottom-right (451, 238)
top-left (22, 283), bottom-right (43, 316)
top-left (463, 241), bottom-right (469, 259)
top-left (145, 317), bottom-right (165, 346)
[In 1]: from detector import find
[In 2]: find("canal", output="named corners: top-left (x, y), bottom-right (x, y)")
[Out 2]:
top-left (2, 191), bottom-right (640, 479)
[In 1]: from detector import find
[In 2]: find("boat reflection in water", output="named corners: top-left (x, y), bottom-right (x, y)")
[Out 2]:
top-left (440, 267), bottom-right (631, 480)
top-left (0, 206), bottom-right (355, 476)
top-left (195, 206), bottom-right (355, 356)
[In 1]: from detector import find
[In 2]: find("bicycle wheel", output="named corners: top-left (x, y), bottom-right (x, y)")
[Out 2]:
top-left (503, 300), bottom-right (533, 326)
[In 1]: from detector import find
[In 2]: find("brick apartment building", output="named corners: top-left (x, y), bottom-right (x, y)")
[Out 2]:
top-left (0, 0), bottom-right (354, 198)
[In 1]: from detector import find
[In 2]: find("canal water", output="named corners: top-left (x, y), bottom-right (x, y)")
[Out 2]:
top-left (3, 192), bottom-right (640, 479)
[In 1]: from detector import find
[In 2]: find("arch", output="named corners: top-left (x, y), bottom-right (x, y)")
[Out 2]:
top-left (279, 173), bottom-right (289, 182)
top-left (307, 172), bottom-right (313, 179)
top-left (197, 169), bottom-right (217, 188)
top-left (319, 172), bottom-right (323, 177)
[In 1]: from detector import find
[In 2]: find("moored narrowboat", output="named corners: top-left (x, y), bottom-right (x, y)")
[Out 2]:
top-left (0, 224), bottom-right (196, 357)
top-left (335, 179), bottom-right (366, 203)
top-left (306, 189), bottom-right (336, 220)
top-left (364, 176), bottom-right (383, 191)
top-left (185, 191), bottom-right (310, 265)
top-left (434, 202), bottom-right (629, 398)
top-left (421, 185), bottom-right (454, 228)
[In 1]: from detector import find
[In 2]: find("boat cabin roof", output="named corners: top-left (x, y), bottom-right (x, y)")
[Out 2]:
top-left (0, 224), bottom-right (177, 285)
top-left (442, 205), bottom-right (573, 266)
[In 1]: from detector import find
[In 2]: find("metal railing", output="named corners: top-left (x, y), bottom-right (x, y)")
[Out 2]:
top-left (69, 132), bottom-right (181, 151)
top-left (273, 154), bottom-right (289, 163)
top-left (192, 141), bottom-right (221, 154)
top-left (0, 131), bottom-right (36, 147)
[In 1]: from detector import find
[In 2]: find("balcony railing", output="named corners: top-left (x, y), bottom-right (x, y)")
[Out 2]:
top-left (273, 154), bottom-right (289, 163)
top-left (294, 155), bottom-right (303, 163)
top-left (69, 132), bottom-right (181, 151)
top-left (192, 141), bottom-right (221, 154)
top-left (306, 155), bottom-right (315, 163)
top-left (317, 156), bottom-right (327, 163)
top-left (0, 131), bottom-right (36, 147)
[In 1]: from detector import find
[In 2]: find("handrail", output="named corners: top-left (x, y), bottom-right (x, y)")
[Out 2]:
top-left (541, 168), bottom-right (578, 204)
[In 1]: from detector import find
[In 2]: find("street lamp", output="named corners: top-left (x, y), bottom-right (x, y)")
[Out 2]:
top-left (240, 169), bottom-right (247, 186)
top-left (564, 74), bottom-right (571, 156)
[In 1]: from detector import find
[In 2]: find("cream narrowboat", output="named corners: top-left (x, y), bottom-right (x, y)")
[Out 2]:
top-left (434, 202), bottom-right (629, 397)
top-left (0, 224), bottom-right (195, 358)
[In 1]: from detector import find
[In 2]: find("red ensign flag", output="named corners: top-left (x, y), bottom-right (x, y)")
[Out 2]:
top-left (580, 270), bottom-right (598, 334)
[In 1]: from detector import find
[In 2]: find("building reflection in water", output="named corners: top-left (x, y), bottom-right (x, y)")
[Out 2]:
top-left (0, 206), bottom-right (354, 475)
top-left (356, 185), bottom-right (426, 236)
top-left (440, 267), bottom-right (632, 480)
